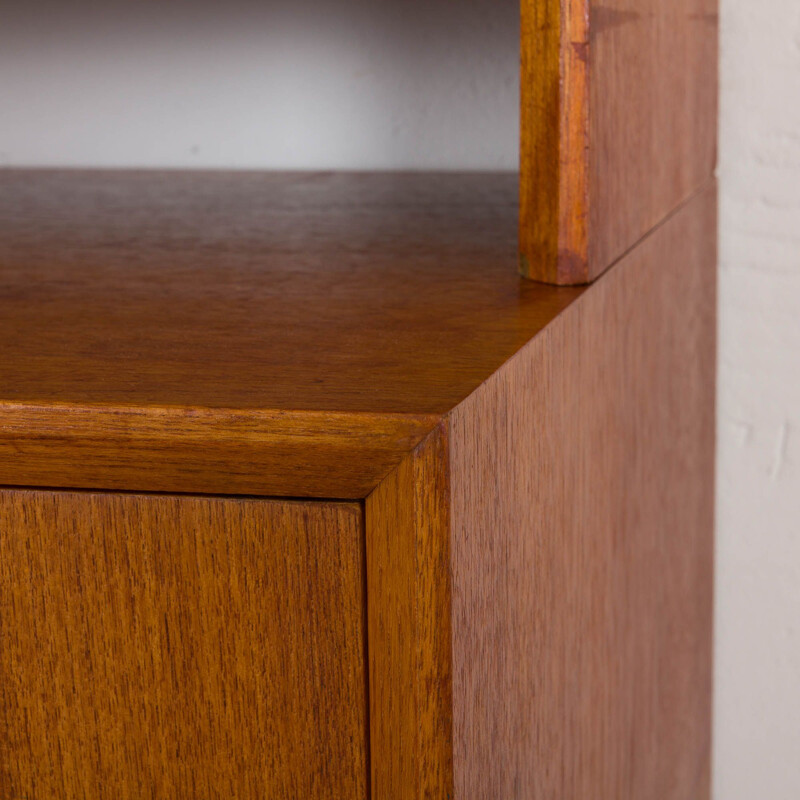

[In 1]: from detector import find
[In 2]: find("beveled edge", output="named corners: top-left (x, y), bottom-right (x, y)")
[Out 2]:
top-left (0, 401), bottom-right (441, 500)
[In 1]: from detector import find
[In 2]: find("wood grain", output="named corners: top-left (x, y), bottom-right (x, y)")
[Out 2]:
top-left (0, 169), bottom-right (583, 498)
top-left (0, 490), bottom-right (368, 799)
top-left (365, 427), bottom-right (453, 800)
top-left (0, 403), bottom-right (437, 500)
top-left (590, 0), bottom-right (718, 273)
top-left (520, 0), bottom-right (718, 284)
top-left (520, 0), bottom-right (589, 284)
top-left (448, 183), bottom-right (716, 797)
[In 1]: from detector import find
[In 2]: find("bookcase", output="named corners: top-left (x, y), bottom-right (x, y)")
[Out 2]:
top-left (0, 2), bottom-right (717, 797)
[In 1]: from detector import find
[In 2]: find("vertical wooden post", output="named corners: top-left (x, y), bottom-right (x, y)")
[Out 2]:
top-left (520, 0), bottom-right (718, 284)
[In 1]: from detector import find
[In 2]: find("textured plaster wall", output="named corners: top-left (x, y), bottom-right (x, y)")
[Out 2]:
top-left (1, 1), bottom-right (798, 797)
top-left (714, 2), bottom-right (800, 797)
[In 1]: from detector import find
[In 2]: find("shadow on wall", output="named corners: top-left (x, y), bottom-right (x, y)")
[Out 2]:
top-left (0, 0), bottom-right (519, 170)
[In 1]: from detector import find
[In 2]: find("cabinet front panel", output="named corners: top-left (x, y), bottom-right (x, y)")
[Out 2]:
top-left (0, 490), bottom-right (368, 799)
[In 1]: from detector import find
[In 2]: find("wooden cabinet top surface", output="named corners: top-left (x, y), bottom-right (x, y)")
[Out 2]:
top-left (0, 169), bottom-right (584, 416)
top-left (0, 169), bottom-right (584, 498)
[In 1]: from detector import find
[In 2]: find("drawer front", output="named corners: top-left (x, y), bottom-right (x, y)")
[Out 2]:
top-left (0, 490), bottom-right (368, 799)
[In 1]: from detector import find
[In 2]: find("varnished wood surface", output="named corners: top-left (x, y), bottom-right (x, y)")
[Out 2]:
top-left (448, 184), bottom-right (716, 797)
top-left (365, 427), bottom-right (453, 800)
top-left (0, 403), bottom-right (437, 499)
top-left (520, 0), bottom-right (717, 283)
top-left (520, 0), bottom-right (589, 284)
top-left (589, 0), bottom-right (718, 273)
top-left (0, 490), bottom-right (368, 799)
top-left (0, 169), bottom-right (583, 498)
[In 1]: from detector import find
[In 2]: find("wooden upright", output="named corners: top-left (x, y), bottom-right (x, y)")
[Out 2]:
top-left (520, 0), bottom-right (718, 283)
top-left (0, 2), bottom-right (717, 798)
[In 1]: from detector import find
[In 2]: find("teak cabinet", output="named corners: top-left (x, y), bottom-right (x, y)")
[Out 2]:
top-left (1, 3), bottom-right (717, 799)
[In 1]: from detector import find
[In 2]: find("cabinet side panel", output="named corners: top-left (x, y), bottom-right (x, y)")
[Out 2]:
top-left (0, 492), bottom-right (368, 799)
top-left (450, 185), bottom-right (716, 797)
top-left (589, 0), bottom-right (719, 274)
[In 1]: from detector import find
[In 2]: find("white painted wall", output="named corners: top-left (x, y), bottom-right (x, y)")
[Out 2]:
top-left (714, 2), bottom-right (800, 798)
top-left (1, 1), bottom-right (798, 797)
top-left (0, 0), bottom-right (517, 170)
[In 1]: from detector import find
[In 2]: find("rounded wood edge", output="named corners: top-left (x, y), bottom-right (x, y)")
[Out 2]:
top-left (0, 402), bottom-right (442, 500)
